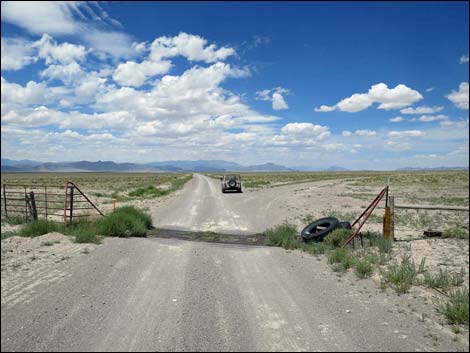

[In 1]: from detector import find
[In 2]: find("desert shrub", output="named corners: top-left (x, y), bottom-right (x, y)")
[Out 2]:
top-left (438, 288), bottom-right (469, 325)
top-left (19, 219), bottom-right (63, 237)
top-left (301, 242), bottom-right (330, 255)
top-left (423, 268), bottom-right (465, 291)
top-left (354, 258), bottom-right (374, 278)
top-left (328, 248), bottom-right (355, 272)
top-left (363, 231), bottom-right (393, 254)
top-left (3, 215), bottom-right (30, 225)
top-left (64, 220), bottom-right (102, 244)
top-left (380, 254), bottom-right (426, 294)
top-left (265, 223), bottom-right (300, 249)
top-left (96, 206), bottom-right (152, 237)
top-left (74, 231), bottom-right (102, 244)
top-left (114, 206), bottom-right (153, 229)
top-left (324, 228), bottom-right (353, 248)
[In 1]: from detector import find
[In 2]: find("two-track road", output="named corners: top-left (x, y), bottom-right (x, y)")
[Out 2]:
top-left (1, 174), bottom-right (465, 351)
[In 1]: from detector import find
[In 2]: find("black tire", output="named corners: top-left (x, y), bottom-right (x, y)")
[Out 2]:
top-left (339, 221), bottom-right (352, 229)
top-left (301, 217), bottom-right (340, 242)
top-left (228, 180), bottom-right (236, 188)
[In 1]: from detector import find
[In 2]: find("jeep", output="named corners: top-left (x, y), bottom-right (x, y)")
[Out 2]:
top-left (220, 174), bottom-right (242, 193)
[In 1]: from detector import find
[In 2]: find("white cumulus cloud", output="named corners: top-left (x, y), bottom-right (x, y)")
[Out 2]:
top-left (446, 82), bottom-right (469, 110)
top-left (400, 106), bottom-right (444, 115)
top-left (417, 114), bottom-right (448, 122)
top-left (388, 130), bottom-right (426, 138)
top-left (314, 105), bottom-right (336, 112)
top-left (255, 87), bottom-right (290, 110)
top-left (389, 116), bottom-right (404, 123)
top-left (316, 83), bottom-right (423, 113)
top-left (149, 32), bottom-right (235, 63)
top-left (460, 53), bottom-right (469, 64)
top-left (1, 37), bottom-right (37, 71)
top-left (113, 60), bottom-right (172, 87)
top-left (34, 34), bottom-right (87, 64)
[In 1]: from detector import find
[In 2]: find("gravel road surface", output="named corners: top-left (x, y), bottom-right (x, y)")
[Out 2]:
top-left (1, 174), bottom-right (467, 351)
top-left (151, 173), bottom-right (334, 234)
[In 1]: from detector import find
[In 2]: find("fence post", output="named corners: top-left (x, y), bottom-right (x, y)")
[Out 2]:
top-left (24, 186), bottom-right (28, 220)
top-left (2, 184), bottom-right (7, 218)
top-left (64, 182), bottom-right (69, 224)
top-left (69, 185), bottom-right (74, 224)
top-left (29, 191), bottom-right (38, 220)
top-left (389, 196), bottom-right (395, 241)
top-left (45, 186), bottom-right (48, 220)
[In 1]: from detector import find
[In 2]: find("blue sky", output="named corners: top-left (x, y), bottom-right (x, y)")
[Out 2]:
top-left (1, 1), bottom-right (468, 169)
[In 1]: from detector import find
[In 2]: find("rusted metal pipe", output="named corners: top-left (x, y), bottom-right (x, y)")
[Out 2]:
top-left (343, 187), bottom-right (387, 248)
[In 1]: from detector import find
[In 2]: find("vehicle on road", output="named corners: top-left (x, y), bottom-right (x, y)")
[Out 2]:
top-left (220, 174), bottom-right (242, 193)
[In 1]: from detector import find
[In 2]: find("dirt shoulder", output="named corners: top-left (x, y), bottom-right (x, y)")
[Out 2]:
top-left (1, 232), bottom-right (98, 307)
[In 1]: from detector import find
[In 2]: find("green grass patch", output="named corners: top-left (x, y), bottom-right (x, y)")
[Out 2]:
top-left (443, 228), bottom-right (469, 239)
top-left (2, 215), bottom-right (30, 225)
top-left (128, 185), bottom-right (171, 198)
top-left (380, 254), bottom-right (426, 294)
top-left (1, 231), bottom-right (20, 240)
top-left (328, 248), bottom-right (355, 272)
top-left (363, 231), bottom-right (393, 254)
top-left (354, 258), bottom-right (374, 278)
top-left (423, 268), bottom-right (465, 291)
top-left (264, 223), bottom-right (300, 249)
top-left (301, 242), bottom-right (331, 255)
top-left (62, 219), bottom-right (102, 244)
top-left (96, 206), bottom-right (152, 237)
top-left (244, 180), bottom-right (271, 188)
top-left (7, 206), bottom-right (152, 242)
top-left (19, 219), bottom-right (63, 237)
top-left (438, 288), bottom-right (469, 326)
top-left (324, 228), bottom-right (353, 248)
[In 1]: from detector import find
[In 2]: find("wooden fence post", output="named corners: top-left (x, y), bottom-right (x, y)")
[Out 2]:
top-left (24, 186), bottom-right (28, 220)
top-left (29, 191), bottom-right (38, 220)
top-left (2, 184), bottom-right (7, 218)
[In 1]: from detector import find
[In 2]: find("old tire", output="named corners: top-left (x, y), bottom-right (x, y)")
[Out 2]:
top-left (301, 217), bottom-right (341, 242)
top-left (229, 180), bottom-right (236, 188)
top-left (339, 221), bottom-right (352, 229)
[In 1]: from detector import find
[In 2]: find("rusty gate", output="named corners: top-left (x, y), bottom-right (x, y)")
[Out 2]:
top-left (1, 181), bottom-right (103, 224)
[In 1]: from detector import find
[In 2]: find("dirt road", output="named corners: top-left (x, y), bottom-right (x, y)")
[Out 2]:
top-left (151, 173), bottom-right (336, 234)
top-left (1, 174), bottom-right (467, 351)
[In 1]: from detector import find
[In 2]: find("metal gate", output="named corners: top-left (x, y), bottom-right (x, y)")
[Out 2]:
top-left (2, 181), bottom-right (103, 224)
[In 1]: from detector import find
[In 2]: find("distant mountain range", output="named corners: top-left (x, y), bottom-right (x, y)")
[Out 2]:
top-left (2, 159), bottom-right (467, 173)
top-left (1, 159), bottom-right (295, 173)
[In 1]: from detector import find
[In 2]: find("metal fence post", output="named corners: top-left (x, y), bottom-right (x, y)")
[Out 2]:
top-left (64, 182), bottom-right (69, 224)
top-left (2, 184), bottom-right (7, 218)
top-left (69, 185), bottom-right (74, 224)
top-left (45, 186), bottom-right (48, 220)
top-left (389, 196), bottom-right (395, 241)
